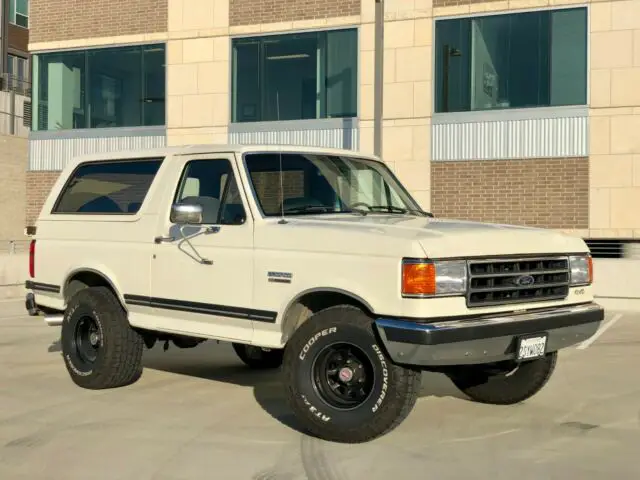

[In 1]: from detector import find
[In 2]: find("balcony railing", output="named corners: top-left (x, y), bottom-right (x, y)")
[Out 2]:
top-left (0, 73), bottom-right (32, 96)
top-left (0, 73), bottom-right (31, 137)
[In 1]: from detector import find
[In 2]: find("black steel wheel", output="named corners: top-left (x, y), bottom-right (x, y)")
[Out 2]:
top-left (73, 315), bottom-right (102, 365)
top-left (61, 286), bottom-right (144, 389)
top-left (311, 342), bottom-right (375, 410)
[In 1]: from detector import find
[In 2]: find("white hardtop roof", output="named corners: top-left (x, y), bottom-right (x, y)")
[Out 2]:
top-left (68, 143), bottom-right (382, 166)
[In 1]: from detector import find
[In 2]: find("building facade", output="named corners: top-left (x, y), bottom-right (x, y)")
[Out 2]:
top-left (0, 0), bottom-right (29, 242)
top-left (24, 0), bottom-right (640, 246)
top-left (1, 0), bottom-right (30, 91)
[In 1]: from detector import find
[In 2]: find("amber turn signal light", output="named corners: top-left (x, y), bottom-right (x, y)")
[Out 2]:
top-left (402, 261), bottom-right (436, 296)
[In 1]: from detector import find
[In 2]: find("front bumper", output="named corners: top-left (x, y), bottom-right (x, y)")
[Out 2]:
top-left (374, 302), bottom-right (604, 367)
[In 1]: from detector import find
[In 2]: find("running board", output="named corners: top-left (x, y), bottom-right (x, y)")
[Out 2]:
top-left (44, 315), bottom-right (63, 327)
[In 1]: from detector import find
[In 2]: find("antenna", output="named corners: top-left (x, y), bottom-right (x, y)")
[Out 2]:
top-left (276, 90), bottom-right (287, 224)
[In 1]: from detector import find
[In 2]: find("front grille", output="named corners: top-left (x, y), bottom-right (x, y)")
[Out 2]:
top-left (467, 256), bottom-right (570, 308)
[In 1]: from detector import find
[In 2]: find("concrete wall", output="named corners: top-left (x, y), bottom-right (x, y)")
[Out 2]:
top-left (0, 90), bottom-right (29, 137)
top-left (0, 134), bottom-right (27, 241)
top-left (588, 0), bottom-right (640, 239)
top-left (0, 253), bottom-right (27, 299)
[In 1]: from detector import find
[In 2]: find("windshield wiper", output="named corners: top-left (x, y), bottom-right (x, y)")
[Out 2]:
top-left (282, 205), bottom-right (334, 214)
top-left (367, 206), bottom-right (433, 217)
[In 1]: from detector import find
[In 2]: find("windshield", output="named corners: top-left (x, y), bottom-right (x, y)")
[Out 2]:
top-left (243, 152), bottom-right (430, 217)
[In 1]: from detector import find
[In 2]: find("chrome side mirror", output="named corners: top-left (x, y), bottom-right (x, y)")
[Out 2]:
top-left (170, 204), bottom-right (203, 225)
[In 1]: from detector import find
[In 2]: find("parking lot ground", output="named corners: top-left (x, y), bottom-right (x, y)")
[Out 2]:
top-left (0, 299), bottom-right (639, 480)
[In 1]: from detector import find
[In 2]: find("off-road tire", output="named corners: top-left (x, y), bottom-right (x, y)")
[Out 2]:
top-left (282, 305), bottom-right (422, 443)
top-left (232, 343), bottom-right (284, 369)
top-left (61, 286), bottom-right (144, 389)
top-left (448, 352), bottom-right (558, 405)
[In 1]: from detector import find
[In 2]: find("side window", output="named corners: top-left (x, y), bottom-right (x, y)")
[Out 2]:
top-left (174, 159), bottom-right (246, 226)
top-left (52, 158), bottom-right (163, 214)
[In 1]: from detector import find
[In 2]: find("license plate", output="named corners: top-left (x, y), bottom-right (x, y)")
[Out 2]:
top-left (516, 334), bottom-right (548, 360)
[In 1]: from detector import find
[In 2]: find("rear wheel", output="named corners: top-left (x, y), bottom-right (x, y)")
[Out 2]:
top-left (232, 343), bottom-right (284, 369)
top-left (447, 352), bottom-right (558, 405)
top-left (61, 286), bottom-right (144, 389)
top-left (282, 305), bottom-right (422, 443)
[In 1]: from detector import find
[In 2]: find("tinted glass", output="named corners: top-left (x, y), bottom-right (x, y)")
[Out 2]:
top-left (34, 50), bottom-right (86, 131)
top-left (434, 7), bottom-right (587, 113)
top-left (53, 159), bottom-right (163, 214)
top-left (175, 160), bottom-right (246, 225)
top-left (231, 29), bottom-right (358, 122)
top-left (33, 44), bottom-right (165, 131)
top-left (244, 153), bottom-right (420, 217)
top-left (88, 46), bottom-right (142, 128)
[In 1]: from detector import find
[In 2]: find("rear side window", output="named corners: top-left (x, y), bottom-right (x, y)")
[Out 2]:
top-left (52, 158), bottom-right (163, 214)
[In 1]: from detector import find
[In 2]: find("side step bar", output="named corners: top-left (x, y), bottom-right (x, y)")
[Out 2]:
top-left (44, 315), bottom-right (64, 327)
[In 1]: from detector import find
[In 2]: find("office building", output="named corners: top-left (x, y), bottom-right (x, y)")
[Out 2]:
top-left (23, 0), bottom-right (640, 247)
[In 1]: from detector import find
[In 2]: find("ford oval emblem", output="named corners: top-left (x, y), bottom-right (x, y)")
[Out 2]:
top-left (515, 275), bottom-right (535, 287)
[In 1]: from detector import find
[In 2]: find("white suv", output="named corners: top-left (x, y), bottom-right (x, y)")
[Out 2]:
top-left (25, 144), bottom-right (603, 443)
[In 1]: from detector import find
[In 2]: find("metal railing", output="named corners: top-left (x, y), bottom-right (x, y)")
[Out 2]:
top-left (0, 73), bottom-right (31, 96)
top-left (0, 73), bottom-right (31, 137)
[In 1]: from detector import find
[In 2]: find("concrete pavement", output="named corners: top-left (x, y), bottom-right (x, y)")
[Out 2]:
top-left (0, 299), bottom-right (639, 480)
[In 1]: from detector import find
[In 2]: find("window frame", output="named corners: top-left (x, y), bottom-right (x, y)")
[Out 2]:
top-left (9, 0), bottom-right (29, 28)
top-left (32, 42), bottom-right (166, 132)
top-left (229, 26), bottom-right (359, 124)
top-left (171, 158), bottom-right (249, 227)
top-left (432, 5), bottom-right (589, 116)
top-left (50, 157), bottom-right (165, 216)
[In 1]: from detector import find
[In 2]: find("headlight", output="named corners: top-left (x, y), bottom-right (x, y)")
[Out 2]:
top-left (569, 254), bottom-right (593, 286)
top-left (401, 258), bottom-right (467, 297)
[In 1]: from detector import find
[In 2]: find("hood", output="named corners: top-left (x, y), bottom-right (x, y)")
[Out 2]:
top-left (279, 214), bottom-right (588, 258)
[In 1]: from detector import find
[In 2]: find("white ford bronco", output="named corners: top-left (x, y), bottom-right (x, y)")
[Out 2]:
top-left (25, 144), bottom-right (604, 443)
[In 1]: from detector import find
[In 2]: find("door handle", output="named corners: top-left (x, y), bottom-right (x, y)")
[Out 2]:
top-left (154, 236), bottom-right (175, 244)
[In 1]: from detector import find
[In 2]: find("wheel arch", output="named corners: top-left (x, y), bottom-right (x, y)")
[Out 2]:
top-left (62, 267), bottom-right (127, 311)
top-left (279, 287), bottom-right (375, 343)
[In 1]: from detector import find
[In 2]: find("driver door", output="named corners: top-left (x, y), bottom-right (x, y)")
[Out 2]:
top-left (148, 153), bottom-right (258, 343)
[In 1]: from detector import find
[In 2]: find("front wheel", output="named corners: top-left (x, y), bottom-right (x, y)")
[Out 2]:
top-left (282, 305), bottom-right (422, 443)
top-left (447, 352), bottom-right (558, 405)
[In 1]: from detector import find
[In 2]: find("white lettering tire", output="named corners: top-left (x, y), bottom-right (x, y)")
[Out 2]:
top-left (282, 305), bottom-right (422, 443)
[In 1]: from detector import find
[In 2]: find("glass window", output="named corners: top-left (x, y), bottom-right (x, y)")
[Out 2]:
top-left (232, 28), bottom-right (358, 123)
top-left (6, 54), bottom-right (29, 93)
top-left (52, 159), bottom-right (164, 215)
top-left (32, 43), bottom-right (166, 131)
top-left (243, 153), bottom-right (426, 218)
top-left (9, 0), bottom-right (29, 28)
top-left (434, 7), bottom-right (587, 113)
top-left (174, 160), bottom-right (247, 226)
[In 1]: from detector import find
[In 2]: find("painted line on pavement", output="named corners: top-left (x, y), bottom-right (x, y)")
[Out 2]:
top-left (577, 313), bottom-right (623, 350)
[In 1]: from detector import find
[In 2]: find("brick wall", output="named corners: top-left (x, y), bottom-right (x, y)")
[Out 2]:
top-left (252, 171), bottom-right (304, 214)
top-left (431, 158), bottom-right (589, 229)
top-left (30, 0), bottom-right (167, 44)
top-left (26, 171), bottom-right (60, 226)
top-left (230, 0), bottom-right (360, 26)
top-left (0, 135), bottom-right (28, 240)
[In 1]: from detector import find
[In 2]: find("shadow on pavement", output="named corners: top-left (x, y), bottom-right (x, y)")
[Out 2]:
top-left (142, 340), bottom-right (468, 437)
